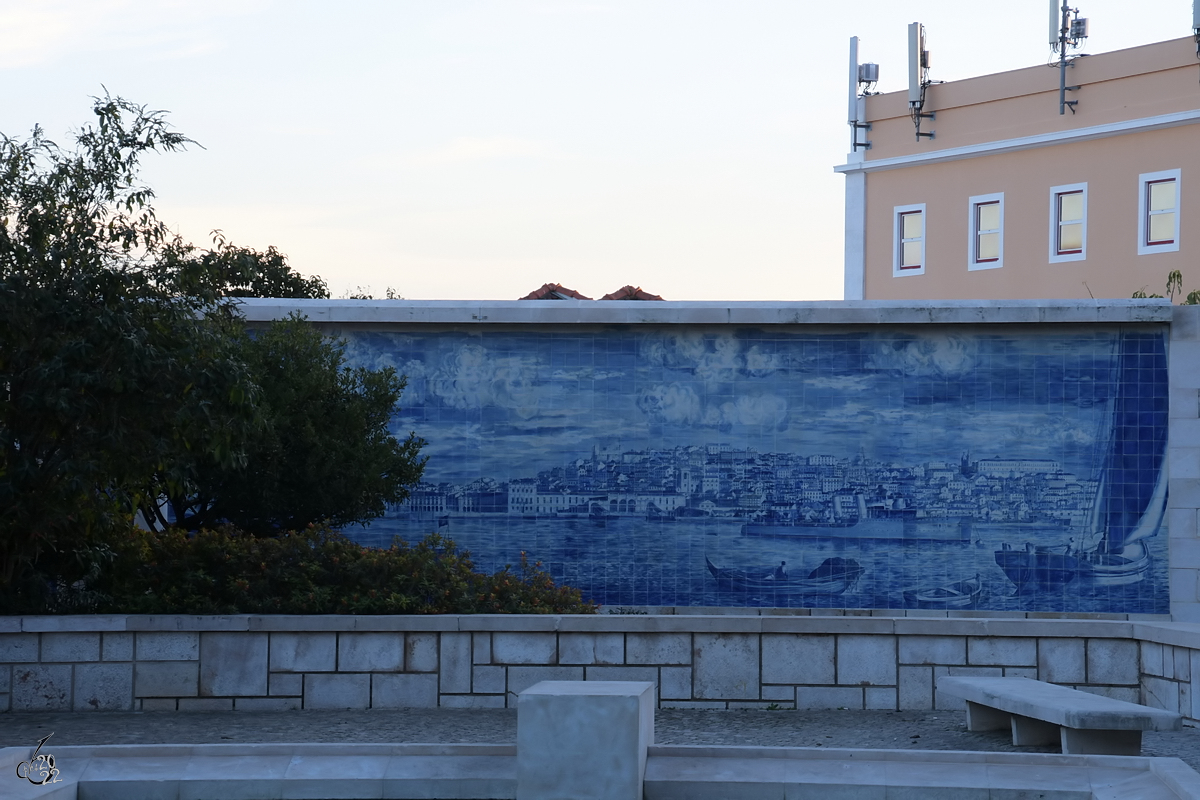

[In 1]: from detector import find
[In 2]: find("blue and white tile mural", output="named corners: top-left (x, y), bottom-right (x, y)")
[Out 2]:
top-left (336, 326), bottom-right (1169, 614)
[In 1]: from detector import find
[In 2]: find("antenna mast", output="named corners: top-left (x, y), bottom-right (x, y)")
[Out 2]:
top-left (908, 23), bottom-right (935, 141)
top-left (1194, 0), bottom-right (1200, 55)
top-left (1050, 0), bottom-right (1088, 115)
top-left (847, 36), bottom-right (877, 152)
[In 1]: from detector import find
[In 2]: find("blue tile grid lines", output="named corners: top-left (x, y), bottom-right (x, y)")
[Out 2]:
top-left (337, 326), bottom-right (1169, 614)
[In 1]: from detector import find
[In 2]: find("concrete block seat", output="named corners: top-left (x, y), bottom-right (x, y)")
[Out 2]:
top-left (517, 681), bottom-right (655, 800)
top-left (937, 676), bottom-right (1183, 756)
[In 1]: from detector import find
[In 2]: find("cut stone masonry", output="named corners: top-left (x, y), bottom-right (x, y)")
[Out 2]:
top-left (1, 614), bottom-right (1196, 723)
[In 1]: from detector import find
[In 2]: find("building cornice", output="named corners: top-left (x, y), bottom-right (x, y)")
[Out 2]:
top-left (833, 108), bottom-right (1200, 175)
top-left (233, 298), bottom-right (1173, 326)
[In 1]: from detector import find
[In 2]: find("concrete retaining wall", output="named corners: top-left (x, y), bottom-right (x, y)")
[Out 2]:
top-left (3, 615), bottom-right (1196, 723)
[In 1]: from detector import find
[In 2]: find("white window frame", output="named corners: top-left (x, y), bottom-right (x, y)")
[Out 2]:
top-left (1049, 182), bottom-right (1087, 263)
top-left (893, 203), bottom-right (926, 277)
top-left (967, 192), bottom-right (1004, 271)
top-left (1138, 169), bottom-right (1181, 255)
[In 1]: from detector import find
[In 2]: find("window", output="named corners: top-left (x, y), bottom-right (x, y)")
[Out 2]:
top-left (1138, 169), bottom-right (1181, 255)
top-left (968, 193), bottom-right (1004, 270)
top-left (893, 204), bottom-right (925, 277)
top-left (1049, 183), bottom-right (1087, 263)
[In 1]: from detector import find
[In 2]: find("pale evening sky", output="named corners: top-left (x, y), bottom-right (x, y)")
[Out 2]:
top-left (1, 1), bottom-right (1194, 300)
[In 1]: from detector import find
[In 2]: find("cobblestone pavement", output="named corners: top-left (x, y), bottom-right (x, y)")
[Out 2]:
top-left (3, 708), bottom-right (1198, 772)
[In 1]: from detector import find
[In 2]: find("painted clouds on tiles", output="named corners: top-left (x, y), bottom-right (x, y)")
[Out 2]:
top-left (865, 333), bottom-right (976, 376)
top-left (638, 333), bottom-right (790, 433)
top-left (641, 332), bottom-right (781, 381)
top-left (636, 385), bottom-right (789, 431)
top-left (332, 328), bottom-right (1119, 481)
top-left (430, 343), bottom-right (540, 418)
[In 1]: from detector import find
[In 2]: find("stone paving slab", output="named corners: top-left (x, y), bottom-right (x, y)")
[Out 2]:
top-left (3, 708), bottom-right (1198, 775)
top-left (643, 747), bottom-right (1185, 800)
top-left (3, 744), bottom-right (519, 800)
top-left (7, 742), bottom-right (1194, 800)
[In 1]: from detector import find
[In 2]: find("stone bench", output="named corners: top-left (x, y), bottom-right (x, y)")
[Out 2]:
top-left (937, 676), bottom-right (1182, 756)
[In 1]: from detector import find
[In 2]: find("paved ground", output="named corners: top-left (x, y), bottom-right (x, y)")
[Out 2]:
top-left (3, 708), bottom-right (1198, 773)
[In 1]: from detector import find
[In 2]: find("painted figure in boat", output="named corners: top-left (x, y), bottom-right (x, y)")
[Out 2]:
top-left (994, 331), bottom-right (1167, 590)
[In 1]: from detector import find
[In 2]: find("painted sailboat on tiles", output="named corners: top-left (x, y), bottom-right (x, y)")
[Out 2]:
top-left (995, 331), bottom-right (1167, 589)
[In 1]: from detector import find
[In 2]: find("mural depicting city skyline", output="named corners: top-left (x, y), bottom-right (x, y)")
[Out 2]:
top-left (336, 326), bottom-right (1169, 613)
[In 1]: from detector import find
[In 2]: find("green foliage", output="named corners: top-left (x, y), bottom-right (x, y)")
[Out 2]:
top-left (163, 316), bottom-right (427, 534)
top-left (1166, 270), bottom-right (1184, 302)
top-left (343, 285), bottom-right (403, 300)
top-left (0, 96), bottom-right (259, 586)
top-left (1, 96), bottom-right (425, 593)
top-left (180, 232), bottom-right (329, 299)
top-left (1133, 271), bottom-right (1200, 304)
top-left (7, 524), bottom-right (596, 615)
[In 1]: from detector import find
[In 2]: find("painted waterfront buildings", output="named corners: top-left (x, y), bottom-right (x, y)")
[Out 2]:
top-left (401, 449), bottom-right (1089, 528)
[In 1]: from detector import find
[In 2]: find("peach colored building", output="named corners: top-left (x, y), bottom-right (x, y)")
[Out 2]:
top-left (837, 36), bottom-right (1200, 301)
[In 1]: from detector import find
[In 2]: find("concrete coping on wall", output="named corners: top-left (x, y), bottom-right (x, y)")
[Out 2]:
top-left (5, 615), bottom-right (1198, 647)
top-left (231, 298), bottom-right (1173, 326)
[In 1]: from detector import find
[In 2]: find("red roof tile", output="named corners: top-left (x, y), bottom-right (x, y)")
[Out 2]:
top-left (599, 285), bottom-right (664, 301)
top-left (519, 283), bottom-right (593, 300)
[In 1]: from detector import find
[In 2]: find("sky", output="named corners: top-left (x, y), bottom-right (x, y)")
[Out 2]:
top-left (2, 0), bottom-right (1195, 301)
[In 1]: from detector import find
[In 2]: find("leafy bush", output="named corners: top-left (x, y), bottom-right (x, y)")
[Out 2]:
top-left (0, 98), bottom-right (422, 593)
top-left (0, 524), bottom-right (596, 615)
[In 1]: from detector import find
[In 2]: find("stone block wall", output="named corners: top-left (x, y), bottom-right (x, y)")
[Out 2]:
top-left (1139, 624), bottom-right (1200, 721)
top-left (2, 615), bottom-right (1197, 723)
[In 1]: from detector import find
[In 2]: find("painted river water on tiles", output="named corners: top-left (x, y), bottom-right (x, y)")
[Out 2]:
top-left (337, 326), bottom-right (1170, 613)
top-left (346, 515), bottom-right (1168, 612)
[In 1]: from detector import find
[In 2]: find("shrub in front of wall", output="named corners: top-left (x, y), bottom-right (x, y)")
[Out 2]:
top-left (80, 524), bottom-right (597, 615)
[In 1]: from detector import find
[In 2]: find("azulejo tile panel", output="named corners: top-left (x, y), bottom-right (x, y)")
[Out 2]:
top-left (336, 325), bottom-right (1169, 614)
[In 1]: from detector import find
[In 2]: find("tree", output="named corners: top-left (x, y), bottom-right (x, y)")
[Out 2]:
top-left (0, 96), bottom-right (260, 589)
top-left (156, 316), bottom-right (427, 534)
top-left (1, 97), bottom-right (425, 602)
top-left (181, 233), bottom-right (330, 300)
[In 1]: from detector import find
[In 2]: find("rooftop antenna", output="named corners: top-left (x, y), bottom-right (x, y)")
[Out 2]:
top-left (1050, 0), bottom-right (1088, 114)
top-left (1194, 0), bottom-right (1199, 56)
top-left (847, 36), bottom-right (877, 152)
top-left (908, 22), bottom-right (935, 141)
